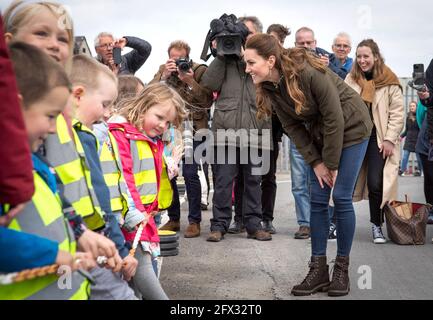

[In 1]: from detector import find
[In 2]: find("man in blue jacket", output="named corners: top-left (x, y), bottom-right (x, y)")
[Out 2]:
top-left (295, 27), bottom-right (348, 80)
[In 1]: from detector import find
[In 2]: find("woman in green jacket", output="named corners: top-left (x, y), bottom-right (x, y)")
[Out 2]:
top-left (244, 33), bottom-right (372, 297)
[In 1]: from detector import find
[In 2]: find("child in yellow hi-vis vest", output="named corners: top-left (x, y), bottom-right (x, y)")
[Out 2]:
top-left (109, 83), bottom-right (188, 299)
top-left (2, 0), bottom-right (122, 270)
top-left (1, 42), bottom-right (95, 300)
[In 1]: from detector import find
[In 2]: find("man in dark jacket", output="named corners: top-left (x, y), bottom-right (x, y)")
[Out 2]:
top-left (295, 27), bottom-right (348, 80)
top-left (150, 40), bottom-right (213, 238)
top-left (200, 31), bottom-right (273, 242)
top-left (95, 32), bottom-right (151, 75)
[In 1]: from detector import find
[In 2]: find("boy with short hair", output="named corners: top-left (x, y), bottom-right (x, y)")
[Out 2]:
top-left (69, 54), bottom-right (138, 300)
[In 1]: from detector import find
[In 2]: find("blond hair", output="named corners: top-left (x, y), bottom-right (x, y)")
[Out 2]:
top-left (70, 54), bottom-right (118, 92)
top-left (3, 0), bottom-right (74, 71)
top-left (119, 83), bottom-right (188, 129)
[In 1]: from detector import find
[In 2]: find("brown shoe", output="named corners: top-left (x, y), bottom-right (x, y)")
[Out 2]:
top-left (291, 256), bottom-right (330, 296)
top-left (294, 226), bottom-right (310, 239)
top-left (159, 220), bottom-right (180, 231)
top-left (184, 223), bottom-right (201, 238)
top-left (206, 231), bottom-right (224, 242)
top-left (328, 256), bottom-right (350, 297)
top-left (247, 229), bottom-right (272, 241)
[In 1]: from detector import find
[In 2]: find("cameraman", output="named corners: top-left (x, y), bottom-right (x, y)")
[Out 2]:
top-left (150, 40), bottom-right (213, 238)
top-left (95, 32), bottom-right (151, 75)
top-left (416, 59), bottom-right (433, 225)
top-left (200, 15), bottom-right (273, 242)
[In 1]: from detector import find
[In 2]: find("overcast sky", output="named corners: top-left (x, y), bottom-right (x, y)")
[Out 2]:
top-left (2, 0), bottom-right (432, 82)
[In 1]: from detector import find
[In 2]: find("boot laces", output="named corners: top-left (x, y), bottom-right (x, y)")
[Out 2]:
top-left (330, 259), bottom-right (346, 284)
top-left (301, 261), bottom-right (319, 285)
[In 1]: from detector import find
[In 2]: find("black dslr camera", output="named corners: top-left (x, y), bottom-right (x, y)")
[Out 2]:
top-left (408, 64), bottom-right (427, 92)
top-left (200, 13), bottom-right (250, 61)
top-left (176, 57), bottom-right (193, 73)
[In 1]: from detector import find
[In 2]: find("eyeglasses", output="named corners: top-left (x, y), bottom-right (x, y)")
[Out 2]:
top-left (97, 43), bottom-right (113, 50)
top-left (334, 44), bottom-right (351, 49)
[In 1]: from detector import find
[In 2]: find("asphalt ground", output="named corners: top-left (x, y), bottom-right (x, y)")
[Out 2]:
top-left (159, 175), bottom-right (433, 300)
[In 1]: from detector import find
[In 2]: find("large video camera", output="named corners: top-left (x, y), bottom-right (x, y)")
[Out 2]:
top-left (408, 64), bottom-right (427, 92)
top-left (200, 14), bottom-right (250, 61)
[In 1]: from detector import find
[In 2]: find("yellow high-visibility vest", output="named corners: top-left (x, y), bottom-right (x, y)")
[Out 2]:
top-left (71, 120), bottom-right (106, 230)
top-left (0, 173), bottom-right (89, 300)
top-left (44, 115), bottom-right (104, 230)
top-left (99, 131), bottom-right (128, 216)
top-left (130, 139), bottom-right (173, 210)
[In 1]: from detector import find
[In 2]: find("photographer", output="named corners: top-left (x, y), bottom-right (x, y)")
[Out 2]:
top-left (150, 40), bottom-right (213, 238)
top-left (200, 14), bottom-right (273, 242)
top-left (95, 32), bottom-right (151, 75)
top-left (415, 58), bottom-right (433, 225)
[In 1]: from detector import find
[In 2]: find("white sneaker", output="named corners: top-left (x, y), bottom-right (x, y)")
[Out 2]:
top-left (372, 224), bottom-right (387, 244)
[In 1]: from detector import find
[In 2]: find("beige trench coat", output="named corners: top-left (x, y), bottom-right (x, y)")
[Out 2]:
top-left (345, 75), bottom-right (404, 208)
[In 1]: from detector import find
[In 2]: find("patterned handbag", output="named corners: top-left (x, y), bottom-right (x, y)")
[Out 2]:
top-left (383, 196), bottom-right (431, 245)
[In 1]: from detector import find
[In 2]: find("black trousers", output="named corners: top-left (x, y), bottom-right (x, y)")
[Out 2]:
top-left (211, 146), bottom-right (263, 234)
top-left (419, 153), bottom-right (433, 207)
top-left (366, 130), bottom-right (386, 226)
top-left (233, 140), bottom-right (279, 223)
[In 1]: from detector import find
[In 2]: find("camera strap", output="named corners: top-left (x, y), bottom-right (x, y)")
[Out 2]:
top-left (200, 30), bottom-right (212, 62)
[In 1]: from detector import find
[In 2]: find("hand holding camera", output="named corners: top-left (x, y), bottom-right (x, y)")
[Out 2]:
top-left (318, 53), bottom-right (330, 66)
top-left (162, 59), bottom-right (178, 80)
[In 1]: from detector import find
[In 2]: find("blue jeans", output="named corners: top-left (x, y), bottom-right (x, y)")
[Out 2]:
top-left (400, 150), bottom-right (423, 174)
top-left (309, 139), bottom-right (369, 257)
top-left (289, 143), bottom-right (310, 227)
top-left (183, 140), bottom-right (209, 224)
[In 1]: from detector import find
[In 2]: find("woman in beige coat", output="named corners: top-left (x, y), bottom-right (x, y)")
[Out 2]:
top-left (345, 39), bottom-right (404, 244)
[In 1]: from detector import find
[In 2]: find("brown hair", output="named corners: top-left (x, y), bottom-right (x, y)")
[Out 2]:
top-left (9, 41), bottom-right (71, 108)
top-left (245, 33), bottom-right (326, 118)
top-left (266, 24), bottom-right (291, 44)
top-left (167, 40), bottom-right (190, 57)
top-left (70, 54), bottom-right (118, 91)
top-left (119, 82), bottom-right (188, 129)
top-left (351, 39), bottom-right (385, 82)
top-left (115, 75), bottom-right (145, 110)
top-left (3, 1), bottom-right (74, 71)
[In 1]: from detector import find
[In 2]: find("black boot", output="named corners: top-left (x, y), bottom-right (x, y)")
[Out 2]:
top-left (328, 256), bottom-right (350, 297)
top-left (291, 256), bottom-right (330, 296)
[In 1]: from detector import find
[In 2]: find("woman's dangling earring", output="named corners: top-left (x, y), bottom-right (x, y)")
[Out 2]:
top-left (268, 67), bottom-right (273, 79)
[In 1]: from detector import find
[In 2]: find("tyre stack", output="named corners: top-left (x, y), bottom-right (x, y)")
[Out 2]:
top-left (158, 230), bottom-right (179, 257)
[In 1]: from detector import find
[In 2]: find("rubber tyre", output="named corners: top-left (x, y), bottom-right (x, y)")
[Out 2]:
top-left (160, 248), bottom-right (179, 257)
top-left (160, 241), bottom-right (179, 250)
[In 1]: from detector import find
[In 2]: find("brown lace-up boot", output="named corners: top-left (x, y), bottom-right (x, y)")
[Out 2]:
top-left (328, 256), bottom-right (350, 297)
top-left (291, 256), bottom-right (330, 296)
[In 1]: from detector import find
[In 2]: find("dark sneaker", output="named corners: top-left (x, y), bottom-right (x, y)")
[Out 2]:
top-left (262, 220), bottom-right (276, 234)
top-left (200, 203), bottom-right (208, 211)
top-left (247, 229), bottom-right (272, 241)
top-left (206, 231), bottom-right (224, 242)
top-left (427, 214), bottom-right (433, 225)
top-left (228, 221), bottom-right (246, 234)
top-left (159, 220), bottom-right (180, 232)
top-left (413, 170), bottom-right (421, 177)
top-left (184, 223), bottom-right (200, 238)
top-left (372, 224), bottom-right (386, 244)
top-left (328, 223), bottom-right (337, 241)
top-left (294, 226), bottom-right (310, 239)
